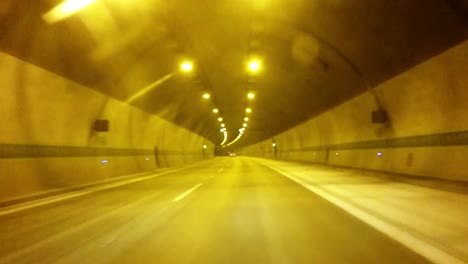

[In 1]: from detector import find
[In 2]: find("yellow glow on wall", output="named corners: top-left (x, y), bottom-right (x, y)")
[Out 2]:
top-left (43, 0), bottom-right (97, 24)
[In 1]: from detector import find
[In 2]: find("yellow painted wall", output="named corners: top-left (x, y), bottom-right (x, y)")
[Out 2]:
top-left (241, 40), bottom-right (468, 181)
top-left (0, 52), bottom-right (213, 200)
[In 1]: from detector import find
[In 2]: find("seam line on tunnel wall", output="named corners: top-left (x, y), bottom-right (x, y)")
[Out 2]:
top-left (273, 130), bottom-right (468, 152)
top-left (0, 144), bottom-right (202, 159)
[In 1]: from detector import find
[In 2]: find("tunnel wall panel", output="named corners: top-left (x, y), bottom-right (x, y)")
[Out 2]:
top-left (240, 40), bottom-right (468, 181)
top-left (0, 52), bottom-right (213, 201)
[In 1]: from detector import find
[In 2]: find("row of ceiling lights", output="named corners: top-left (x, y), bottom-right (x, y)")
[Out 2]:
top-left (180, 60), bottom-right (229, 146)
top-left (225, 59), bottom-right (261, 147)
top-left (183, 59), bottom-right (261, 147)
top-left (42, 0), bottom-right (260, 149)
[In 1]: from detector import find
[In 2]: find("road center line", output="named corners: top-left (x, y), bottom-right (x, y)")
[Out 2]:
top-left (172, 183), bottom-right (203, 202)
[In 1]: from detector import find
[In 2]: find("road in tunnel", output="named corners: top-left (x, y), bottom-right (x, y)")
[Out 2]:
top-left (0, 157), bottom-right (433, 264)
top-left (0, 2), bottom-right (466, 262)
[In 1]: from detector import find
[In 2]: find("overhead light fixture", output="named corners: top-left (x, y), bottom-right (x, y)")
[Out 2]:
top-left (243, 123), bottom-right (248, 127)
top-left (203, 145), bottom-right (208, 149)
top-left (180, 61), bottom-right (193, 72)
top-left (272, 143), bottom-right (277, 147)
top-left (244, 117), bottom-right (249, 121)
top-left (213, 108), bottom-right (219, 113)
top-left (247, 59), bottom-right (261, 73)
top-left (221, 123), bottom-right (225, 127)
top-left (43, 0), bottom-right (96, 24)
top-left (247, 92), bottom-right (255, 100)
top-left (218, 117), bottom-right (223, 122)
top-left (202, 93), bottom-right (210, 99)
top-left (245, 108), bottom-right (252, 113)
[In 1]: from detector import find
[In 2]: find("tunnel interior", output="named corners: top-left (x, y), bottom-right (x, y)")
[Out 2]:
top-left (1, 0), bottom-right (466, 145)
top-left (1, 1), bottom-right (468, 263)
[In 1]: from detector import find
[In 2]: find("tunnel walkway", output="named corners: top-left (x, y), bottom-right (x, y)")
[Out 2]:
top-left (1, 157), bottom-right (466, 263)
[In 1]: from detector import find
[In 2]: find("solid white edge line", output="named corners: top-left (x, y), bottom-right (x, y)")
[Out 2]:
top-left (0, 168), bottom-right (185, 217)
top-left (264, 164), bottom-right (466, 264)
top-left (173, 183), bottom-right (203, 202)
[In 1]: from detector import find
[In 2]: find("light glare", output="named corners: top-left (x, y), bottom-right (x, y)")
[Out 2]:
top-left (43, 0), bottom-right (97, 24)
top-left (180, 61), bottom-right (193, 72)
top-left (248, 60), bottom-right (261, 72)
top-left (218, 117), bottom-right (223, 122)
top-left (246, 108), bottom-right (252, 113)
top-left (247, 92), bottom-right (255, 99)
top-left (244, 117), bottom-right (249, 121)
top-left (213, 108), bottom-right (219, 113)
top-left (202, 93), bottom-right (210, 99)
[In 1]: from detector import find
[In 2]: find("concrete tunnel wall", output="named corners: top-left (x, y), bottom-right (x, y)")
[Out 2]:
top-left (0, 52), bottom-right (214, 201)
top-left (240, 40), bottom-right (468, 181)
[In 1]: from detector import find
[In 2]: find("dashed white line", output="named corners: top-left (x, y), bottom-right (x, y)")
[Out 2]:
top-left (217, 168), bottom-right (224, 173)
top-left (0, 168), bottom-right (186, 217)
top-left (172, 183), bottom-right (203, 202)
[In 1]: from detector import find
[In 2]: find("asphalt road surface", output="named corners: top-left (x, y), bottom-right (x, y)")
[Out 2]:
top-left (0, 157), bottom-right (430, 264)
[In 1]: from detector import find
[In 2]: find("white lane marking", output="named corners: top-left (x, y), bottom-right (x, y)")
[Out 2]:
top-left (217, 168), bottom-right (224, 173)
top-left (264, 164), bottom-right (466, 264)
top-left (173, 184), bottom-right (203, 202)
top-left (0, 167), bottom-right (186, 217)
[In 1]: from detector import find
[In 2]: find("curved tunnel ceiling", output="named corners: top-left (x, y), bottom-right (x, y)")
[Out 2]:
top-left (1, 0), bottom-right (467, 147)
